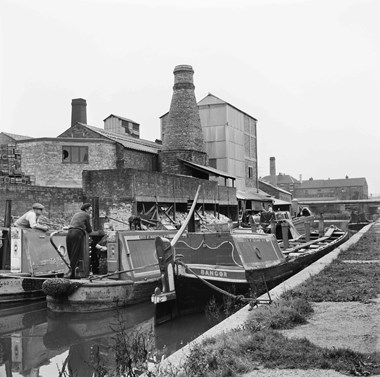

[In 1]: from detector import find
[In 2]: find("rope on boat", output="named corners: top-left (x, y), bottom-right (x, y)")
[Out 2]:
top-left (176, 239), bottom-right (233, 251)
top-left (176, 260), bottom-right (259, 305)
top-left (0, 273), bottom-right (59, 280)
top-left (88, 262), bottom-right (159, 281)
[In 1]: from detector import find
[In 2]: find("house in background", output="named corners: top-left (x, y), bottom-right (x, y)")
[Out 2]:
top-left (294, 177), bottom-right (368, 201)
top-left (261, 156), bottom-right (300, 195)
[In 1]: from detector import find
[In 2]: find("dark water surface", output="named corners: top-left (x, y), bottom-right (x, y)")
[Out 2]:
top-left (0, 300), bottom-right (212, 377)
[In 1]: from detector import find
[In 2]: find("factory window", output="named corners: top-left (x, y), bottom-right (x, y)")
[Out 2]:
top-left (62, 146), bottom-right (88, 164)
top-left (248, 166), bottom-right (253, 178)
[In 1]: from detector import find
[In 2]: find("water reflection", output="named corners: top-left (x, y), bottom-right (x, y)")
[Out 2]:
top-left (0, 301), bottom-right (212, 377)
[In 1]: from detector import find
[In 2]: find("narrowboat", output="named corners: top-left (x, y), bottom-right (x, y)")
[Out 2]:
top-left (43, 229), bottom-right (176, 313)
top-left (151, 191), bottom-right (349, 324)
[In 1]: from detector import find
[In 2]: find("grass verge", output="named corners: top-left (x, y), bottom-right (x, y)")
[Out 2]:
top-left (176, 226), bottom-right (380, 376)
top-left (180, 295), bottom-right (380, 377)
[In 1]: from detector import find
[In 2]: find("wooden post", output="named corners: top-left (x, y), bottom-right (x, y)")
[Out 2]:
top-left (91, 197), bottom-right (100, 231)
top-left (202, 184), bottom-right (205, 216)
top-left (319, 213), bottom-right (324, 237)
top-left (281, 222), bottom-right (289, 249)
top-left (304, 220), bottom-right (311, 242)
top-left (173, 181), bottom-right (176, 222)
top-left (249, 215), bottom-right (257, 233)
top-left (270, 217), bottom-right (276, 235)
top-left (2, 200), bottom-right (12, 269)
top-left (4, 200), bottom-right (11, 228)
top-left (187, 200), bottom-right (195, 232)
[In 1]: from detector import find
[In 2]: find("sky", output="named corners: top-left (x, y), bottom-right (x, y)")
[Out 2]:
top-left (1, 0), bottom-right (379, 195)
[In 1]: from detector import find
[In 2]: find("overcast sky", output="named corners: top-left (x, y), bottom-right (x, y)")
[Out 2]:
top-left (1, 0), bottom-right (379, 195)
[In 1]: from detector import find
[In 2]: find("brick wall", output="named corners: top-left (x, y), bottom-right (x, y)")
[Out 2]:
top-left (123, 149), bottom-right (158, 171)
top-left (17, 139), bottom-right (116, 187)
top-left (159, 150), bottom-right (208, 176)
top-left (0, 184), bottom-right (84, 223)
top-left (83, 168), bottom-right (237, 206)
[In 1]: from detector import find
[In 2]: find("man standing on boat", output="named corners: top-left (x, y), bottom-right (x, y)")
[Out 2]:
top-left (14, 203), bottom-right (49, 231)
top-left (66, 203), bottom-right (93, 278)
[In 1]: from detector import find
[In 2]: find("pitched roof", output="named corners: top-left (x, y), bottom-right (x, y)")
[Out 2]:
top-left (299, 178), bottom-right (367, 189)
top-left (77, 123), bottom-right (161, 154)
top-left (160, 93), bottom-right (258, 121)
top-left (1, 132), bottom-right (32, 141)
top-left (103, 114), bottom-right (139, 124)
top-left (259, 179), bottom-right (292, 195)
top-left (236, 189), bottom-right (273, 202)
top-left (178, 159), bottom-right (236, 180)
top-left (197, 93), bottom-right (258, 121)
top-left (261, 174), bottom-right (300, 184)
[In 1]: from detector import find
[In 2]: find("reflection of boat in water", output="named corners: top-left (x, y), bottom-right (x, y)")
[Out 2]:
top-left (0, 308), bottom-right (61, 377)
top-left (0, 301), bottom-right (46, 336)
top-left (0, 301), bottom-right (156, 377)
top-left (44, 229), bottom-right (176, 313)
top-left (44, 301), bottom-right (155, 350)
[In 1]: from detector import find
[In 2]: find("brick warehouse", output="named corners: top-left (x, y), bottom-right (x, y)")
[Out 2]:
top-left (0, 65), bottom-right (243, 224)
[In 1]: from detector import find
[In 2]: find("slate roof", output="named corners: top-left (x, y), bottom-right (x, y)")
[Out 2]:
top-left (1, 132), bottom-right (33, 141)
top-left (261, 174), bottom-right (300, 184)
top-left (259, 179), bottom-right (292, 195)
top-left (178, 159), bottom-right (236, 180)
top-left (236, 189), bottom-right (273, 202)
top-left (298, 178), bottom-right (367, 189)
top-left (78, 123), bottom-right (161, 154)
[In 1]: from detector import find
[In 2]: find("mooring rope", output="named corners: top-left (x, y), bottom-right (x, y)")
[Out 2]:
top-left (176, 260), bottom-right (254, 304)
top-left (88, 262), bottom-right (159, 281)
top-left (0, 273), bottom-right (58, 280)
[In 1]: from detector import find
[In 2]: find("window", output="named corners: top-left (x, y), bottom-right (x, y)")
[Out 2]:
top-left (62, 146), bottom-right (88, 163)
top-left (248, 166), bottom-right (253, 178)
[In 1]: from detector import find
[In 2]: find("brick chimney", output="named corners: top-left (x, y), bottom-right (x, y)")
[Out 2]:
top-left (71, 98), bottom-right (87, 126)
top-left (270, 157), bottom-right (277, 186)
top-left (160, 65), bottom-right (207, 175)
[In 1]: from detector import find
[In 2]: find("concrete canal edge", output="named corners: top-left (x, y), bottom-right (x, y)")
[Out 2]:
top-left (155, 222), bottom-right (376, 374)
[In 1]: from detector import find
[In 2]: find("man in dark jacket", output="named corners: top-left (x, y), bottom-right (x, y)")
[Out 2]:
top-left (66, 203), bottom-right (93, 278)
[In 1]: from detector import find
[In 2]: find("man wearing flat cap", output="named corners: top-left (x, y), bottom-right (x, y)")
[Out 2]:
top-left (66, 203), bottom-right (93, 278)
top-left (14, 203), bottom-right (49, 231)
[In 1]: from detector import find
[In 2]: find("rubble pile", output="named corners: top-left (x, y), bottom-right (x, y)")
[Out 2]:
top-left (159, 209), bottom-right (231, 226)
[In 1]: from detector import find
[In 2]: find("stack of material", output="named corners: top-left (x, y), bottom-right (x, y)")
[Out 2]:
top-left (0, 144), bottom-right (35, 185)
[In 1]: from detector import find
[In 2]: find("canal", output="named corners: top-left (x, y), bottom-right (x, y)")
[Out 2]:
top-left (0, 301), bottom-right (213, 376)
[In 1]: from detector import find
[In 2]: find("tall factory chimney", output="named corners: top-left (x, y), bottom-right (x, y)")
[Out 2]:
top-left (160, 65), bottom-right (207, 175)
top-left (71, 98), bottom-right (87, 126)
top-left (270, 156), bottom-right (277, 186)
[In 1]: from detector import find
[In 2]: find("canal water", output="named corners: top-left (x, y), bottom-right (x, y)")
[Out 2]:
top-left (0, 301), bottom-right (213, 377)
